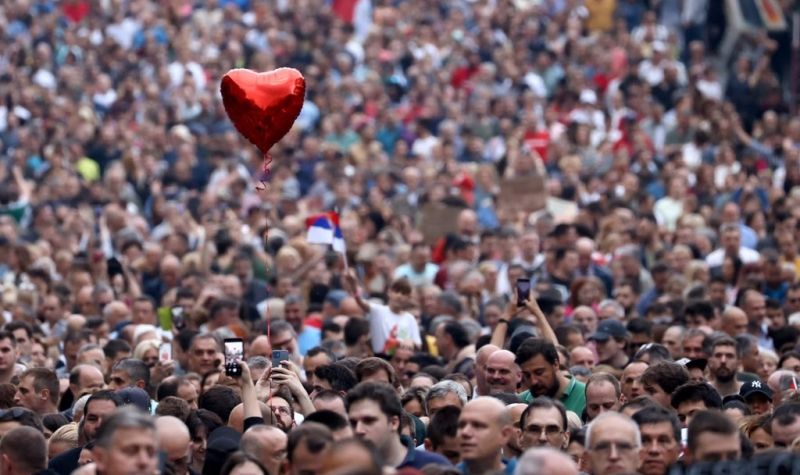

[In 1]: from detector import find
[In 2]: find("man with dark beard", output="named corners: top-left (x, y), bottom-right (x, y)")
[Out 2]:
top-left (707, 336), bottom-right (743, 397)
top-left (516, 338), bottom-right (586, 416)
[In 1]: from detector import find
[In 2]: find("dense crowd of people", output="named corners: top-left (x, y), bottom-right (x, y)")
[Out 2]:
top-left (0, 0), bottom-right (800, 474)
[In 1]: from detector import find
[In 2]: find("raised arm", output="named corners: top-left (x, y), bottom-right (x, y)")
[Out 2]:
top-left (343, 269), bottom-right (370, 314)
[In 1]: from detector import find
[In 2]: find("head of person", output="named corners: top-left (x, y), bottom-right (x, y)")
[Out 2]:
top-left (0, 408), bottom-right (43, 442)
top-left (681, 328), bottom-right (708, 359)
top-left (585, 412), bottom-right (642, 475)
top-left (670, 382), bottom-right (723, 428)
top-left (640, 362), bottom-right (689, 408)
top-left (0, 426), bottom-right (47, 475)
top-left (740, 413), bottom-right (774, 453)
top-left (303, 409), bottom-right (353, 441)
top-left (387, 278), bottom-right (412, 311)
top-left (515, 339), bottom-right (561, 398)
top-left (0, 331), bottom-right (19, 374)
top-left (219, 451), bottom-right (269, 475)
top-left (270, 320), bottom-right (299, 356)
top-left (93, 407), bottom-right (159, 475)
top-left (632, 406), bottom-right (682, 475)
top-left (708, 335), bottom-right (739, 383)
top-left (110, 358), bottom-right (150, 391)
top-left (287, 422), bottom-right (333, 475)
top-left (319, 436), bottom-right (382, 475)
top-left (425, 380), bottom-right (468, 416)
top-left (355, 357), bottom-right (397, 387)
top-left (424, 405), bottom-right (462, 464)
top-left (188, 334), bottom-right (222, 375)
top-left (685, 410), bottom-right (741, 463)
top-left (514, 447), bottom-right (579, 475)
top-left (771, 402), bottom-right (800, 448)
top-left (156, 416), bottom-right (191, 475)
top-left (569, 346), bottom-right (596, 370)
top-left (519, 397), bottom-right (569, 451)
top-left (313, 363), bottom-right (358, 397)
top-left (82, 390), bottom-right (124, 442)
top-left (721, 307), bottom-right (749, 337)
top-left (14, 367), bottom-right (59, 414)
top-left (435, 320), bottom-right (472, 360)
top-left (620, 361), bottom-right (649, 401)
top-left (485, 350), bottom-right (521, 394)
top-left (346, 382), bottom-right (403, 453)
top-left (457, 397), bottom-right (513, 467)
top-left (584, 373), bottom-right (622, 422)
top-left (739, 380), bottom-right (773, 415)
top-left (589, 320), bottom-right (629, 367)
top-left (240, 425), bottom-right (288, 475)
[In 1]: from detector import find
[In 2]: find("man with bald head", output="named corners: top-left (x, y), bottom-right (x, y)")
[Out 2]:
top-left (474, 345), bottom-right (499, 397)
top-left (102, 301), bottom-right (131, 331)
top-left (241, 424), bottom-right (288, 475)
top-left (69, 364), bottom-right (106, 399)
top-left (457, 397), bottom-right (516, 475)
top-left (156, 416), bottom-right (191, 475)
top-left (249, 335), bottom-right (272, 359)
top-left (485, 350), bottom-right (521, 394)
top-left (515, 447), bottom-right (579, 475)
top-left (721, 306), bottom-right (748, 337)
top-left (569, 346), bottom-right (596, 370)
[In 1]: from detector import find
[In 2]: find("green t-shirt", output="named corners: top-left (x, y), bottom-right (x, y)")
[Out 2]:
top-left (518, 376), bottom-right (586, 416)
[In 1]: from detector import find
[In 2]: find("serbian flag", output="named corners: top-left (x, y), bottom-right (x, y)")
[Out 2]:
top-left (306, 213), bottom-right (335, 245)
top-left (306, 212), bottom-right (346, 255)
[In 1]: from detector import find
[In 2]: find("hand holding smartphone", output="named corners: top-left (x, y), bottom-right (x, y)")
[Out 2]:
top-left (516, 278), bottom-right (531, 307)
top-left (224, 338), bottom-right (244, 377)
top-left (271, 350), bottom-right (289, 369)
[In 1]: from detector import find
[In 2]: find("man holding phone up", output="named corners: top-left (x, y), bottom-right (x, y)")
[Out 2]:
top-left (344, 271), bottom-right (422, 355)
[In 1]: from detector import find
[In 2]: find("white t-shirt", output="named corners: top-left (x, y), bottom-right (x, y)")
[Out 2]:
top-left (367, 303), bottom-right (422, 354)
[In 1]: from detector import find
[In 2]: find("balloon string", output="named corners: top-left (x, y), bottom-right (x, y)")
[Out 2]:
top-left (256, 152), bottom-right (273, 191)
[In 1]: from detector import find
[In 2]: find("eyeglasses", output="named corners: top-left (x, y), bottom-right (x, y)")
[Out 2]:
top-left (591, 441), bottom-right (637, 455)
top-left (524, 424), bottom-right (563, 437)
top-left (271, 406), bottom-right (291, 416)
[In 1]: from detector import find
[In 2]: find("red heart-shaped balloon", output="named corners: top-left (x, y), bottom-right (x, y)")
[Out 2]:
top-left (220, 68), bottom-right (306, 155)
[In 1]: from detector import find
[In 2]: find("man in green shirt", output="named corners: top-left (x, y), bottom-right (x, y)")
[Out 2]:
top-left (516, 338), bottom-right (586, 416)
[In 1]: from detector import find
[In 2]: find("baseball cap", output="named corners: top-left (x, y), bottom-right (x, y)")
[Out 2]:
top-left (589, 320), bottom-right (628, 342)
top-left (739, 380), bottom-right (773, 401)
top-left (676, 357), bottom-right (708, 371)
top-left (117, 387), bottom-right (151, 413)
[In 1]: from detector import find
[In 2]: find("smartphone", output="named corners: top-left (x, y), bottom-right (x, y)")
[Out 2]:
top-left (224, 338), bottom-right (244, 377)
top-left (171, 307), bottom-right (186, 331)
top-left (272, 350), bottom-right (289, 369)
top-left (159, 343), bottom-right (172, 362)
top-left (516, 278), bottom-right (531, 307)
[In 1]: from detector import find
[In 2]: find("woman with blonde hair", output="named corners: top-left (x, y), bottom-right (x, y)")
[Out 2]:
top-left (49, 422), bottom-right (79, 460)
top-left (133, 339), bottom-right (160, 368)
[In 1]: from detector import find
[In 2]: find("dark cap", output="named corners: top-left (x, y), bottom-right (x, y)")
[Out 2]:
top-left (203, 427), bottom-right (241, 475)
top-left (117, 387), bottom-right (150, 413)
top-left (589, 319), bottom-right (628, 342)
top-left (739, 380), bottom-right (773, 401)
top-left (676, 357), bottom-right (708, 371)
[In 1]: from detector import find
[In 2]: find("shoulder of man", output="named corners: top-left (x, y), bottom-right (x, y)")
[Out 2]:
top-left (47, 446), bottom-right (82, 474)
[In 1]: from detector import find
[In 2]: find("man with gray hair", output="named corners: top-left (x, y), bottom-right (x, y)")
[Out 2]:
top-left (514, 447), bottom-right (578, 475)
top-left (92, 407), bottom-right (159, 475)
top-left (584, 412), bottom-right (642, 475)
top-left (425, 380), bottom-right (468, 416)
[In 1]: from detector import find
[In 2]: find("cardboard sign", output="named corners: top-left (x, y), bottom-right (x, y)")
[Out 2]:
top-left (418, 203), bottom-right (461, 244)
top-left (498, 175), bottom-right (547, 214)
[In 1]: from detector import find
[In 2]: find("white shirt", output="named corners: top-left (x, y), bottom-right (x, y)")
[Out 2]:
top-left (367, 303), bottom-right (422, 354)
top-left (705, 247), bottom-right (761, 267)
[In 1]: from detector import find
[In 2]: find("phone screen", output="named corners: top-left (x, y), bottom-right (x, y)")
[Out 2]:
top-left (272, 350), bottom-right (289, 369)
top-left (159, 343), bottom-right (172, 362)
top-left (224, 338), bottom-right (244, 377)
top-left (516, 279), bottom-right (531, 307)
